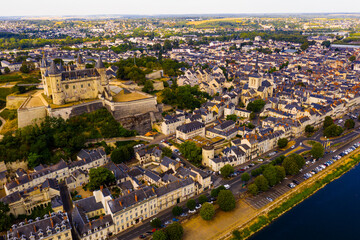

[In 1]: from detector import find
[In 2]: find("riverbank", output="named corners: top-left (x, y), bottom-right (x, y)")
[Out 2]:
top-left (182, 141), bottom-right (360, 240)
top-left (224, 149), bottom-right (360, 240)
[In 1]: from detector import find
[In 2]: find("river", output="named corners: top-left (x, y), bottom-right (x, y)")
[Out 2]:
top-left (250, 163), bottom-right (360, 240)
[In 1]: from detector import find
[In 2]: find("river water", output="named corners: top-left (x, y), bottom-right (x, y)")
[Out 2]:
top-left (250, 163), bottom-right (360, 240)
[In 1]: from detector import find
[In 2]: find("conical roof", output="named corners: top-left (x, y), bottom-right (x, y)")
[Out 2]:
top-left (58, 62), bottom-right (65, 72)
top-left (48, 61), bottom-right (60, 75)
top-left (95, 56), bottom-right (105, 68)
top-left (40, 56), bottom-right (47, 68)
top-left (77, 54), bottom-right (84, 64)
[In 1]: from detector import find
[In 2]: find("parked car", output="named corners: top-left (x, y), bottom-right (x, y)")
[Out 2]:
top-left (172, 218), bottom-right (179, 222)
top-left (180, 213), bottom-right (188, 217)
top-left (266, 197), bottom-right (273, 202)
top-left (139, 234), bottom-right (147, 239)
top-left (224, 184), bottom-right (230, 189)
top-left (188, 209), bottom-right (196, 214)
top-left (195, 204), bottom-right (202, 210)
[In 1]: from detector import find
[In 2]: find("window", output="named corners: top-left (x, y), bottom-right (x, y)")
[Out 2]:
top-left (73, 86), bottom-right (75, 89)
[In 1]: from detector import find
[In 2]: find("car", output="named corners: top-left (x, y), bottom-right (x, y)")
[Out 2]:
top-left (292, 180), bottom-right (299, 185)
top-left (195, 204), bottom-right (202, 210)
top-left (180, 213), bottom-right (188, 217)
top-left (146, 231), bottom-right (154, 235)
top-left (172, 218), bottom-right (179, 222)
top-left (207, 200), bottom-right (214, 204)
top-left (139, 234), bottom-right (147, 239)
top-left (224, 184), bottom-right (230, 189)
top-left (258, 159), bottom-right (264, 162)
top-left (291, 145), bottom-right (295, 149)
top-left (288, 183), bottom-right (296, 188)
top-left (266, 197), bottom-right (273, 202)
top-left (188, 209), bottom-right (196, 214)
top-left (239, 168), bottom-right (245, 173)
top-left (164, 220), bottom-right (172, 225)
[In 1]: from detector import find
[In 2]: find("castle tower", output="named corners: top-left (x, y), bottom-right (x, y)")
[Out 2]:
top-left (202, 144), bottom-right (214, 167)
top-left (40, 54), bottom-right (48, 80)
top-left (95, 56), bottom-right (110, 97)
top-left (76, 54), bottom-right (85, 70)
top-left (47, 61), bottom-right (64, 105)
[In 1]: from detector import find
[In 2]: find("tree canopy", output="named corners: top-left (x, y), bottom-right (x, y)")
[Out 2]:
top-left (179, 141), bottom-right (202, 165)
top-left (310, 142), bottom-right (324, 159)
top-left (246, 99), bottom-right (266, 113)
top-left (277, 138), bottom-right (288, 148)
top-left (324, 124), bottom-right (343, 138)
top-left (217, 190), bottom-right (236, 212)
top-left (88, 167), bottom-right (116, 191)
top-left (282, 153), bottom-right (305, 175)
top-left (200, 202), bottom-right (215, 221)
top-left (254, 175), bottom-right (269, 192)
top-left (220, 164), bottom-right (234, 178)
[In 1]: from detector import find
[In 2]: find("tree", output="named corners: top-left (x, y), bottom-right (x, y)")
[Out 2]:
top-left (4, 67), bottom-right (10, 74)
top-left (217, 190), bottom-right (236, 212)
top-left (142, 80), bottom-right (154, 93)
top-left (254, 175), bottom-right (269, 192)
top-left (150, 217), bottom-right (162, 228)
top-left (345, 119), bottom-right (355, 130)
top-left (323, 116), bottom-right (334, 129)
top-left (28, 152), bottom-right (41, 169)
top-left (250, 112), bottom-right (256, 120)
top-left (165, 222), bottom-right (183, 240)
top-left (349, 55), bottom-right (356, 62)
top-left (153, 230), bottom-right (167, 240)
top-left (200, 202), bottom-right (215, 220)
top-left (321, 40), bottom-right (331, 48)
top-left (111, 146), bottom-right (133, 163)
top-left (211, 185), bottom-right (226, 198)
top-left (277, 138), bottom-right (288, 148)
top-left (186, 199), bottom-right (196, 210)
top-left (226, 114), bottom-right (237, 122)
top-left (248, 183), bottom-right (258, 196)
top-left (220, 164), bottom-right (234, 178)
top-left (282, 153), bottom-right (305, 175)
top-left (241, 172), bottom-right (250, 183)
top-left (275, 165), bottom-right (286, 183)
top-left (300, 41), bottom-right (309, 51)
top-left (263, 165), bottom-right (278, 186)
top-left (305, 125), bottom-right (315, 134)
top-left (246, 99), bottom-right (266, 113)
top-left (0, 202), bottom-right (12, 231)
top-left (310, 142), bottom-right (324, 159)
top-left (161, 147), bottom-right (173, 158)
top-left (324, 124), bottom-right (343, 138)
top-left (198, 195), bottom-right (208, 204)
top-left (179, 141), bottom-right (202, 165)
top-left (20, 63), bottom-right (30, 73)
top-left (172, 206), bottom-right (183, 217)
top-left (88, 167), bottom-right (116, 191)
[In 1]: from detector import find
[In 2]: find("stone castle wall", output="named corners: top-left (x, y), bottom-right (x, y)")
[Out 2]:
top-left (6, 95), bottom-right (29, 110)
top-left (17, 98), bottom-right (47, 128)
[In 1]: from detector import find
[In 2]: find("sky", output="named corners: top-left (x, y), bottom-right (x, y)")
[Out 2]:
top-left (1, 0), bottom-right (359, 16)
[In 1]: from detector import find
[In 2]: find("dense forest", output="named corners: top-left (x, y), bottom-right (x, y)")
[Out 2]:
top-left (0, 108), bottom-right (135, 168)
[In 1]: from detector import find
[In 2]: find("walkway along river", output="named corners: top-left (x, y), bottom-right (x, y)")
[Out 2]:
top-left (250, 161), bottom-right (360, 240)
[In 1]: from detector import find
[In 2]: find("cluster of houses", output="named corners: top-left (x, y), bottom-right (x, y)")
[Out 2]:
top-left (1, 144), bottom-right (212, 240)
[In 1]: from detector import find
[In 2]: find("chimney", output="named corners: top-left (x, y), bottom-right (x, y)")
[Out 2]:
top-left (15, 179), bottom-right (19, 184)
top-left (63, 216), bottom-right (67, 221)
top-left (89, 221), bottom-right (92, 227)
top-left (100, 185), bottom-right (103, 192)
top-left (100, 215), bottom-right (103, 220)
top-left (152, 187), bottom-right (155, 193)
top-left (34, 225), bottom-right (37, 233)
top-left (83, 158), bottom-right (86, 162)
top-left (128, 189), bottom-right (130, 194)
top-left (135, 194), bottom-right (138, 202)
top-left (10, 228), bottom-right (12, 232)
top-left (17, 232), bottom-right (20, 238)
top-left (25, 218), bottom-right (28, 224)
top-left (50, 218), bottom-right (54, 228)
top-left (119, 201), bottom-right (122, 207)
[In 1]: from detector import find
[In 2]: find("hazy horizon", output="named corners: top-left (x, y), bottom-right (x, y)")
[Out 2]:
top-left (1, 0), bottom-right (360, 17)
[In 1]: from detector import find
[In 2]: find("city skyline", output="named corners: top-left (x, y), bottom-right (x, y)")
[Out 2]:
top-left (1, 0), bottom-right (360, 17)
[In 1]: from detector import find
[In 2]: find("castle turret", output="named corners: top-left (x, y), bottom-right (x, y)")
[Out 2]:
top-left (95, 56), bottom-right (110, 96)
top-left (202, 144), bottom-right (214, 167)
top-left (76, 54), bottom-right (85, 70)
top-left (48, 61), bottom-right (64, 105)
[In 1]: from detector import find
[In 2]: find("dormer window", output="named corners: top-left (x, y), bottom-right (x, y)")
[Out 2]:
top-left (106, 222), bottom-right (109, 227)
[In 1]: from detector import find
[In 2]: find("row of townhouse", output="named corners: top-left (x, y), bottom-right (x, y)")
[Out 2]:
top-left (5, 148), bottom-right (108, 195)
top-left (92, 178), bottom-right (196, 235)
